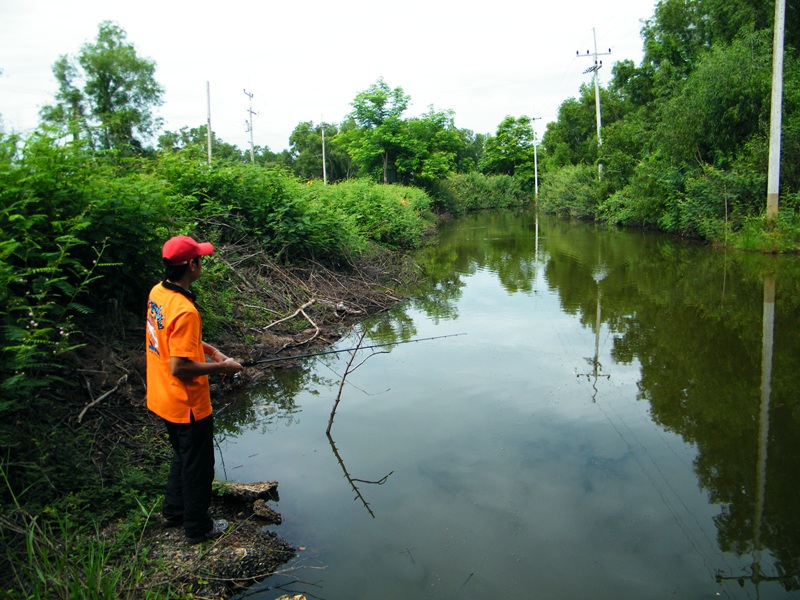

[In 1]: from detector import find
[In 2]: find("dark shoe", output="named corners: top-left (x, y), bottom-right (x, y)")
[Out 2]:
top-left (185, 518), bottom-right (229, 545)
top-left (161, 515), bottom-right (183, 528)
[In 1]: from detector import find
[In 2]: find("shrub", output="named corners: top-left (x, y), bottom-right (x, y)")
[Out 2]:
top-left (317, 179), bottom-right (435, 249)
top-left (539, 164), bottom-right (601, 219)
top-left (432, 173), bottom-right (528, 215)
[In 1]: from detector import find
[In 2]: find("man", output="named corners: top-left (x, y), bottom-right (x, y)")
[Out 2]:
top-left (145, 235), bottom-right (243, 544)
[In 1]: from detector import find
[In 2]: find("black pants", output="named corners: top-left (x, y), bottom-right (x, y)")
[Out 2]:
top-left (162, 413), bottom-right (215, 537)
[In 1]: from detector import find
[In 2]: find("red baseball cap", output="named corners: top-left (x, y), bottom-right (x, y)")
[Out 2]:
top-left (162, 236), bottom-right (214, 266)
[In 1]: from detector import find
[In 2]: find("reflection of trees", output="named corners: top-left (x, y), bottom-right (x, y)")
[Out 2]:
top-left (214, 365), bottom-right (337, 439)
top-left (540, 212), bottom-right (800, 592)
top-left (410, 210), bottom-right (541, 322)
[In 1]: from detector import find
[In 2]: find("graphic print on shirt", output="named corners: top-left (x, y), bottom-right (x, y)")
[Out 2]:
top-left (147, 299), bottom-right (165, 356)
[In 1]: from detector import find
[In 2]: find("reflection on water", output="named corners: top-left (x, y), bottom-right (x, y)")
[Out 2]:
top-left (217, 210), bottom-right (800, 599)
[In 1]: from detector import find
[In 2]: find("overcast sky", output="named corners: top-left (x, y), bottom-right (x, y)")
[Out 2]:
top-left (1, 0), bottom-right (656, 152)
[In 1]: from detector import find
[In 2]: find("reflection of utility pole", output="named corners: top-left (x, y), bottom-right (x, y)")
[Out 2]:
top-left (531, 116), bottom-right (542, 202)
top-left (244, 88), bottom-right (257, 164)
top-left (579, 257), bottom-right (610, 401)
top-left (577, 28), bottom-right (611, 179)
top-left (754, 272), bottom-right (775, 585)
top-left (716, 272), bottom-right (789, 592)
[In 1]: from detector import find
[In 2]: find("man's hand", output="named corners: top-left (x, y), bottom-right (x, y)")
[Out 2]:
top-left (216, 357), bottom-right (243, 375)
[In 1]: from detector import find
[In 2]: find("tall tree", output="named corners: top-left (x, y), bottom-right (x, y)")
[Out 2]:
top-left (480, 116), bottom-right (536, 178)
top-left (41, 21), bottom-right (163, 153)
top-left (347, 78), bottom-right (410, 183)
top-left (396, 107), bottom-right (462, 188)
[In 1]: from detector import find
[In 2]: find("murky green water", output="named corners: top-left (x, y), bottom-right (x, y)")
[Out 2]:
top-left (217, 210), bottom-right (800, 599)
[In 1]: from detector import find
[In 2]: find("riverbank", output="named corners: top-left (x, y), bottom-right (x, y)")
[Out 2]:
top-left (1, 243), bottom-right (418, 598)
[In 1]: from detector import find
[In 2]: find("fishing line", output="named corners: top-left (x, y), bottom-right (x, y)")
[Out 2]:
top-left (240, 333), bottom-right (467, 367)
top-left (584, 383), bottom-right (731, 591)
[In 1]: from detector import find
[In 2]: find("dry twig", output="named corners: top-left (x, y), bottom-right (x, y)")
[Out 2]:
top-left (77, 374), bottom-right (128, 423)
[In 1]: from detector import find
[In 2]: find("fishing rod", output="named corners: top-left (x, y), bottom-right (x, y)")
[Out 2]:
top-left (240, 333), bottom-right (467, 367)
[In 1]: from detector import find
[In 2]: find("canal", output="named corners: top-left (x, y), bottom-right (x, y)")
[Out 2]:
top-left (217, 210), bottom-right (800, 599)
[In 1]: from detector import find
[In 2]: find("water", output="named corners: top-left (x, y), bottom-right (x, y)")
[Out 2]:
top-left (216, 210), bottom-right (800, 599)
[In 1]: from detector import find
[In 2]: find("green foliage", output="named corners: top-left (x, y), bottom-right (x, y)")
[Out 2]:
top-left (480, 116), bottom-right (536, 180)
top-left (288, 121), bottom-right (350, 182)
top-left (40, 21), bottom-right (164, 153)
top-left (0, 131), bottom-right (182, 410)
top-left (541, 90), bottom-right (600, 171)
top-left (1, 475), bottom-right (169, 599)
top-left (597, 153), bottom-right (678, 228)
top-left (658, 31), bottom-right (773, 167)
top-left (346, 78), bottom-right (411, 184)
top-left (539, 164), bottom-right (601, 219)
top-left (396, 108), bottom-right (462, 188)
top-left (315, 179), bottom-right (435, 249)
top-left (432, 172), bottom-right (528, 215)
top-left (339, 80), bottom-right (483, 187)
top-left (727, 210), bottom-right (800, 252)
top-left (157, 154), bottom-right (379, 262)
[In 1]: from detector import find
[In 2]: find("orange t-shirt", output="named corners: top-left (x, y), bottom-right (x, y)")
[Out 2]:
top-left (146, 282), bottom-right (212, 423)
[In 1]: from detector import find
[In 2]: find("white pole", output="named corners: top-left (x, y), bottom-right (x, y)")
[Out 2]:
top-left (577, 30), bottom-right (610, 180)
top-left (592, 28), bottom-right (603, 148)
top-left (592, 27), bottom-right (604, 179)
top-left (534, 141), bottom-right (539, 199)
top-left (766, 0), bottom-right (786, 220)
top-left (531, 116), bottom-right (541, 202)
top-left (206, 81), bottom-right (212, 166)
top-left (244, 89), bottom-right (256, 164)
top-left (321, 122), bottom-right (328, 184)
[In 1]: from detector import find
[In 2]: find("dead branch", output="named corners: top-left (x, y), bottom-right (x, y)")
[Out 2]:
top-left (326, 330), bottom-right (365, 435)
top-left (77, 374), bottom-right (127, 423)
top-left (264, 300), bottom-right (320, 344)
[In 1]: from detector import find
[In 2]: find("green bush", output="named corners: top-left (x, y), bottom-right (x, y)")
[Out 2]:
top-left (0, 134), bottom-right (181, 411)
top-left (317, 179), bottom-right (435, 249)
top-left (432, 172), bottom-right (528, 215)
top-left (539, 164), bottom-right (601, 219)
top-left (728, 210), bottom-right (800, 252)
top-left (157, 157), bottom-right (396, 262)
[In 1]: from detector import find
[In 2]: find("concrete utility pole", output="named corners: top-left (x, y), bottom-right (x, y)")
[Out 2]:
top-left (577, 28), bottom-right (611, 178)
top-left (531, 116), bottom-right (542, 202)
top-left (206, 81), bottom-right (212, 166)
top-left (321, 121), bottom-right (328, 184)
top-left (244, 89), bottom-right (257, 164)
top-left (766, 0), bottom-right (786, 220)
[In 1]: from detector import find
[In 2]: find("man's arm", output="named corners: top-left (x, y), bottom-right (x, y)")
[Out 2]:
top-left (170, 352), bottom-right (242, 380)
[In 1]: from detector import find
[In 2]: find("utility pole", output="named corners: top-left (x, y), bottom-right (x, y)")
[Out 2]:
top-left (577, 28), bottom-right (611, 178)
top-left (531, 116), bottom-right (542, 202)
top-left (206, 81), bottom-right (212, 166)
top-left (321, 121), bottom-right (328, 184)
top-left (244, 89), bottom-right (257, 164)
top-left (766, 0), bottom-right (786, 221)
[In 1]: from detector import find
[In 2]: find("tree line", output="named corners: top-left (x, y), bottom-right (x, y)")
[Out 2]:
top-left (540, 0), bottom-right (800, 247)
top-left (32, 4), bottom-right (800, 252)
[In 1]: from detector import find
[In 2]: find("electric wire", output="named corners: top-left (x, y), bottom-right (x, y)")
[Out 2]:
top-left (553, 309), bottom-right (736, 595)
